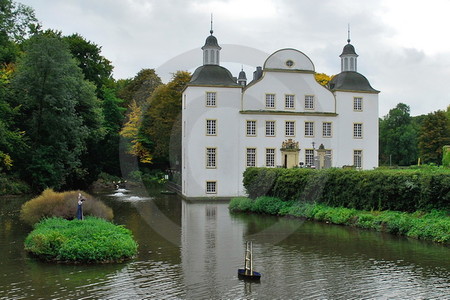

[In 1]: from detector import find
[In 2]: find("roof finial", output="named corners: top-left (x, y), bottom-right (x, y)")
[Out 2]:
top-left (210, 13), bottom-right (213, 35)
top-left (347, 24), bottom-right (351, 43)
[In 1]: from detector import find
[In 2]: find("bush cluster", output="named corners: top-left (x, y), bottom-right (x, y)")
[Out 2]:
top-left (229, 197), bottom-right (450, 244)
top-left (243, 168), bottom-right (450, 212)
top-left (24, 217), bottom-right (138, 263)
top-left (20, 189), bottom-right (113, 226)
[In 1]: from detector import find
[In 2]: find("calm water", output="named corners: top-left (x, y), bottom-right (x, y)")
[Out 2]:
top-left (1, 188), bottom-right (449, 299)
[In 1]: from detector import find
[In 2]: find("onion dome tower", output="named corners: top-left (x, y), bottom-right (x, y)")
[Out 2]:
top-left (238, 67), bottom-right (247, 86)
top-left (201, 18), bottom-right (221, 65)
top-left (329, 28), bottom-right (378, 93)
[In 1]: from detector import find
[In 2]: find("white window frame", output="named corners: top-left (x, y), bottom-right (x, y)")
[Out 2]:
top-left (246, 120), bottom-right (256, 137)
top-left (305, 95), bottom-right (315, 110)
top-left (305, 149), bottom-right (314, 167)
top-left (206, 147), bottom-right (217, 168)
top-left (285, 121), bottom-right (295, 137)
top-left (206, 181), bottom-right (217, 194)
top-left (206, 119), bottom-right (216, 136)
top-left (265, 148), bottom-right (275, 167)
top-left (354, 150), bottom-right (362, 169)
top-left (322, 122), bottom-right (332, 138)
top-left (206, 91), bottom-right (216, 107)
top-left (353, 123), bottom-right (363, 139)
top-left (265, 120), bottom-right (275, 137)
top-left (354, 97), bottom-right (363, 111)
top-left (265, 93), bottom-right (275, 109)
top-left (246, 148), bottom-right (256, 167)
top-left (305, 121), bottom-right (314, 137)
top-left (285, 94), bottom-right (295, 109)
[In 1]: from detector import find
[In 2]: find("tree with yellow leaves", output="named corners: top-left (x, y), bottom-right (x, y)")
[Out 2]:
top-left (120, 100), bottom-right (153, 164)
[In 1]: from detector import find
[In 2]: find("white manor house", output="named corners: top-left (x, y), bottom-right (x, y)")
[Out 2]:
top-left (181, 29), bottom-right (379, 199)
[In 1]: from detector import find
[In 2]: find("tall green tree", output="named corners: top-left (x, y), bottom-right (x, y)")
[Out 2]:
top-left (117, 68), bottom-right (162, 108)
top-left (0, 0), bottom-right (39, 42)
top-left (140, 71), bottom-right (191, 167)
top-left (379, 103), bottom-right (418, 166)
top-left (0, 63), bottom-right (24, 172)
top-left (12, 34), bottom-right (101, 190)
top-left (418, 110), bottom-right (450, 164)
top-left (63, 34), bottom-right (114, 97)
top-left (0, 0), bottom-right (39, 64)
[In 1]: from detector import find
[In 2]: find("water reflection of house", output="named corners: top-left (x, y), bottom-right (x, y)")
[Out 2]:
top-left (182, 28), bottom-right (379, 198)
top-left (181, 201), bottom-right (243, 298)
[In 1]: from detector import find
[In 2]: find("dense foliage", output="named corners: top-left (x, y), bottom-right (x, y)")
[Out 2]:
top-left (243, 167), bottom-right (450, 212)
top-left (24, 217), bottom-right (138, 263)
top-left (20, 189), bottom-right (113, 226)
top-left (229, 197), bottom-right (450, 244)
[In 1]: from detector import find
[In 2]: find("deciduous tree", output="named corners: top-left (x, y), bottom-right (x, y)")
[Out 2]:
top-left (418, 110), bottom-right (450, 164)
top-left (379, 103), bottom-right (418, 166)
top-left (12, 34), bottom-right (101, 190)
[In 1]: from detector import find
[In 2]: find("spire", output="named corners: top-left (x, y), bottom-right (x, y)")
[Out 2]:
top-left (347, 24), bottom-right (351, 43)
top-left (340, 26), bottom-right (358, 72)
top-left (238, 66), bottom-right (247, 86)
top-left (202, 16), bottom-right (221, 65)
top-left (210, 13), bottom-right (213, 35)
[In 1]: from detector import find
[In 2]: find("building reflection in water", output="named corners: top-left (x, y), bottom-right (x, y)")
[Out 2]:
top-left (181, 201), bottom-right (244, 298)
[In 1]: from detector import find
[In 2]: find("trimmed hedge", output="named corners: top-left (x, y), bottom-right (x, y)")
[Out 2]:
top-left (24, 217), bottom-right (138, 263)
top-left (229, 197), bottom-right (450, 244)
top-left (243, 168), bottom-right (450, 212)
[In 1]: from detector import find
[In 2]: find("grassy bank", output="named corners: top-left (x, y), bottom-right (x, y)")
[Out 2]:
top-left (229, 196), bottom-right (450, 244)
top-left (24, 217), bottom-right (138, 263)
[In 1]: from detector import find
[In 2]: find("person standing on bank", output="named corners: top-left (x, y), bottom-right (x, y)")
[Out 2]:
top-left (77, 193), bottom-right (86, 220)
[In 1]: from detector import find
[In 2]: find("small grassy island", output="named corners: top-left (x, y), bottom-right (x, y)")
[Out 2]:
top-left (24, 217), bottom-right (138, 263)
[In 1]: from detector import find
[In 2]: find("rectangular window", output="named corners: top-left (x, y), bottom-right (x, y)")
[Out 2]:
top-left (354, 97), bottom-right (363, 111)
top-left (266, 148), bottom-right (275, 167)
top-left (265, 94), bottom-right (275, 108)
top-left (305, 121), bottom-right (314, 137)
top-left (246, 148), bottom-right (256, 167)
top-left (285, 121), bottom-right (295, 136)
top-left (305, 149), bottom-right (314, 167)
top-left (206, 181), bottom-right (217, 194)
top-left (206, 92), bottom-right (216, 106)
top-left (322, 122), bottom-right (332, 137)
top-left (206, 119), bottom-right (216, 136)
top-left (285, 94), bottom-right (295, 109)
top-left (206, 148), bottom-right (216, 168)
top-left (354, 150), bottom-right (362, 168)
top-left (246, 120), bottom-right (256, 136)
top-left (353, 123), bottom-right (363, 138)
top-left (265, 121), bottom-right (275, 136)
top-left (305, 95), bottom-right (314, 110)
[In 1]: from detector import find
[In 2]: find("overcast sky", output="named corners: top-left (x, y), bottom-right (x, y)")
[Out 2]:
top-left (19, 0), bottom-right (450, 117)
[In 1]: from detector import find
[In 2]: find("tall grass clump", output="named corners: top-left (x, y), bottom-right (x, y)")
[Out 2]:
top-left (20, 189), bottom-right (113, 226)
top-left (24, 217), bottom-right (138, 263)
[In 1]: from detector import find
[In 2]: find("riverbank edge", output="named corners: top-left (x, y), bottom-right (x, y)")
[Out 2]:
top-left (229, 196), bottom-right (450, 245)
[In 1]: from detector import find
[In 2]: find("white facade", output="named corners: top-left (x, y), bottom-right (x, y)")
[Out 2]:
top-left (182, 33), bottom-right (379, 199)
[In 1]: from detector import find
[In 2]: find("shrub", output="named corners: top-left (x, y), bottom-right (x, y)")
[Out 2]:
top-left (229, 197), bottom-right (254, 212)
top-left (242, 167), bottom-right (450, 212)
top-left (24, 217), bottom-right (138, 263)
top-left (20, 189), bottom-right (113, 226)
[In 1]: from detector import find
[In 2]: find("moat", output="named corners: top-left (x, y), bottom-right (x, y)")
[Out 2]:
top-left (1, 187), bottom-right (449, 299)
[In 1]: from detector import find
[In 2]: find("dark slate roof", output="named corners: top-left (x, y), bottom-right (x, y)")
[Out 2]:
top-left (238, 70), bottom-right (247, 80)
top-left (189, 65), bottom-right (240, 86)
top-left (329, 71), bottom-right (379, 93)
top-left (340, 43), bottom-right (357, 56)
top-left (202, 34), bottom-right (220, 49)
